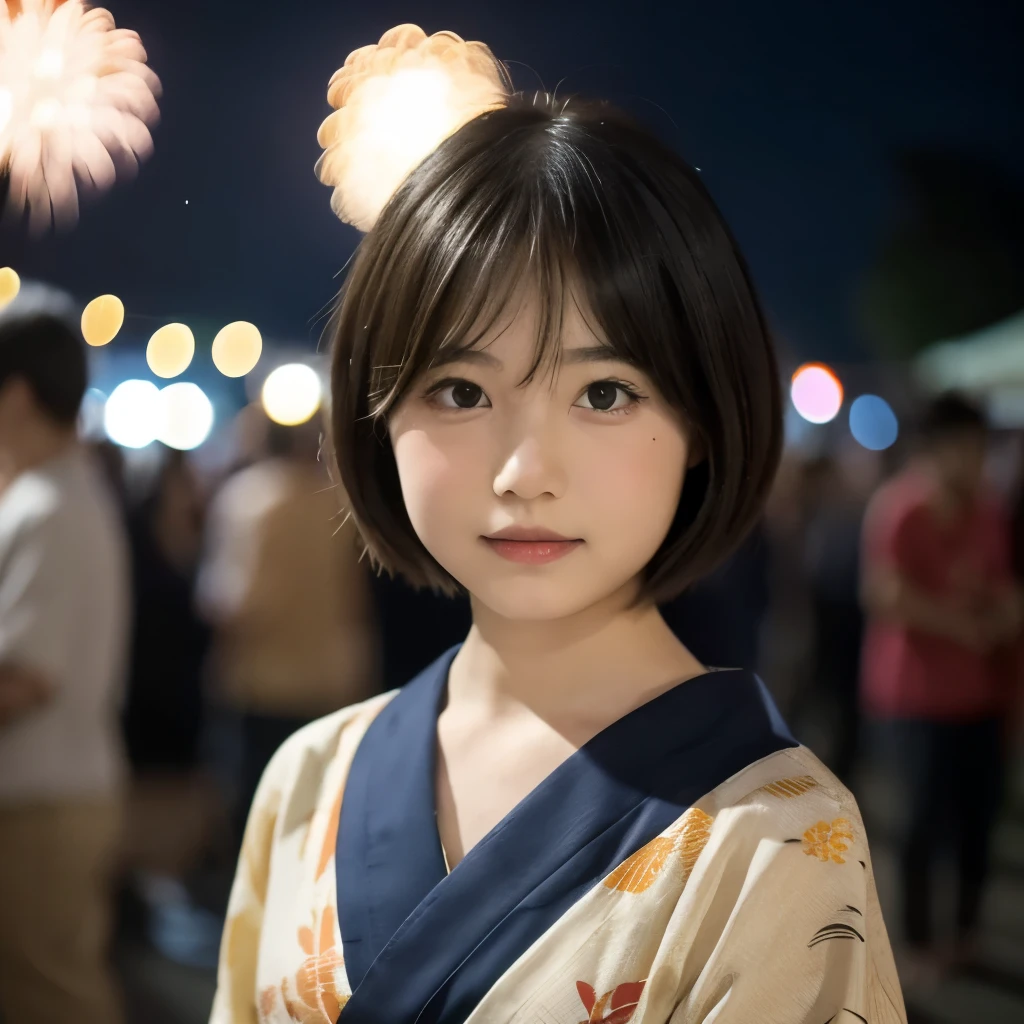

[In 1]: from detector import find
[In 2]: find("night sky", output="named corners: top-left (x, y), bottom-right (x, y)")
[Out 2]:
top-left (3, 0), bottom-right (1022, 364)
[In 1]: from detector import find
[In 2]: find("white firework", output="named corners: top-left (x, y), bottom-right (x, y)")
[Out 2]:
top-left (0, 0), bottom-right (161, 232)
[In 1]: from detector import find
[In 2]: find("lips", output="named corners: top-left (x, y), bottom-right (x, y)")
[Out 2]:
top-left (484, 526), bottom-right (580, 542)
top-left (481, 527), bottom-right (583, 565)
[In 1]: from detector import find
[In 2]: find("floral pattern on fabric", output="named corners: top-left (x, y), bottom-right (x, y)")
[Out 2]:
top-left (802, 818), bottom-right (854, 864)
top-left (209, 710), bottom-right (906, 1024)
top-left (279, 906), bottom-right (347, 1022)
top-left (576, 980), bottom-right (646, 1024)
top-left (603, 807), bottom-right (713, 893)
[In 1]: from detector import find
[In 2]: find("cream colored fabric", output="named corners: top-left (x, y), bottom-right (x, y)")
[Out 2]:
top-left (210, 695), bottom-right (906, 1024)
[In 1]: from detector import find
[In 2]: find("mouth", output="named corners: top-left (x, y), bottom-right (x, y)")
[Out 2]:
top-left (481, 527), bottom-right (584, 565)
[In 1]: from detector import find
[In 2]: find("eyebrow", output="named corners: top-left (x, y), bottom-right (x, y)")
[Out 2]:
top-left (428, 344), bottom-right (630, 371)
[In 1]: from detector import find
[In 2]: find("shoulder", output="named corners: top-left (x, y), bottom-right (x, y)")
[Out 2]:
top-left (254, 691), bottom-right (399, 806)
top-left (0, 472), bottom-right (62, 541)
top-left (699, 745), bottom-right (866, 857)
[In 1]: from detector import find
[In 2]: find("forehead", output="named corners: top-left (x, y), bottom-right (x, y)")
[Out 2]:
top-left (425, 279), bottom-right (625, 378)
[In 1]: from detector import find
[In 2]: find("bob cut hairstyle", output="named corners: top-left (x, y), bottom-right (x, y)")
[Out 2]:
top-left (329, 93), bottom-right (782, 605)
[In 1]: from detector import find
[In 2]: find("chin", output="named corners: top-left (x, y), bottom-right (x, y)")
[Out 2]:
top-left (463, 567), bottom-right (634, 623)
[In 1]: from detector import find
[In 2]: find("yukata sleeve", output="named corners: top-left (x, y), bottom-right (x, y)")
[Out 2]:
top-left (209, 744), bottom-right (290, 1024)
top-left (669, 803), bottom-right (906, 1024)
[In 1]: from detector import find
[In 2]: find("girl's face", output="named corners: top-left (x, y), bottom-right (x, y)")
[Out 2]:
top-left (388, 291), bottom-right (692, 621)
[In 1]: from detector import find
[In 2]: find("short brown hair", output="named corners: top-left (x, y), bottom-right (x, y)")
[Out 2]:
top-left (329, 94), bottom-right (782, 603)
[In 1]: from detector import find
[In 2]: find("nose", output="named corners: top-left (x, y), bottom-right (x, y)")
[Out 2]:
top-left (492, 426), bottom-right (566, 501)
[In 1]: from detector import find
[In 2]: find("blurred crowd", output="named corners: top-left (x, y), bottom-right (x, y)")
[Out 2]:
top-left (0, 307), bottom-right (1022, 1023)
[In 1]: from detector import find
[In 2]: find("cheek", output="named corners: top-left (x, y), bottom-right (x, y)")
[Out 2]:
top-left (573, 424), bottom-right (688, 532)
top-left (390, 428), bottom-right (476, 538)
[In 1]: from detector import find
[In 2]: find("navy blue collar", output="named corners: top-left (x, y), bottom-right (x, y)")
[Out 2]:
top-left (336, 645), bottom-right (795, 1024)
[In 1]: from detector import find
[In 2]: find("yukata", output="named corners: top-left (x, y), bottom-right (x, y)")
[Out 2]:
top-left (210, 646), bottom-right (906, 1024)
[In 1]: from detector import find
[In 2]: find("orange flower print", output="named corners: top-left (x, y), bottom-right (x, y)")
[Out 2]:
top-left (576, 979), bottom-right (646, 1024)
top-left (677, 807), bottom-right (714, 883)
top-left (802, 817), bottom-right (854, 864)
top-left (603, 836), bottom-right (675, 894)
top-left (604, 807), bottom-right (714, 893)
top-left (259, 986), bottom-right (278, 1021)
top-left (316, 787), bottom-right (343, 881)
top-left (279, 905), bottom-right (348, 1023)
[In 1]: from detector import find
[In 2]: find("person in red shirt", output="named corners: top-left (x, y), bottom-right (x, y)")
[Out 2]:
top-left (861, 393), bottom-right (1022, 979)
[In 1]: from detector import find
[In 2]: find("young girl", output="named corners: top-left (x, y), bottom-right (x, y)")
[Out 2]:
top-left (211, 25), bottom-right (906, 1024)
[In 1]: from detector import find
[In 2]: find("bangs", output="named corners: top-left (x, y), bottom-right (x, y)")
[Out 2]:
top-left (353, 113), bottom-right (680, 421)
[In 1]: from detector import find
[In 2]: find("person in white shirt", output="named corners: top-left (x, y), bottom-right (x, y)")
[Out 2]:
top-left (0, 290), bottom-right (130, 1024)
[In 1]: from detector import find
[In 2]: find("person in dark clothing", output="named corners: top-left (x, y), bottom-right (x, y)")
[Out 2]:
top-left (123, 449), bottom-right (210, 773)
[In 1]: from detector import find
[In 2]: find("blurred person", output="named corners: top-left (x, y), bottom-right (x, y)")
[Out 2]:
top-left (124, 448), bottom-right (209, 780)
top-left (1002, 442), bottom-right (1024, 744)
top-left (0, 301), bottom-right (130, 1024)
top-left (860, 392), bottom-right (1022, 982)
top-left (804, 445), bottom-right (881, 782)
top-left (90, 439), bottom-right (129, 515)
top-left (197, 416), bottom-right (378, 838)
top-left (120, 447), bottom-right (222, 965)
top-left (758, 451), bottom-right (817, 716)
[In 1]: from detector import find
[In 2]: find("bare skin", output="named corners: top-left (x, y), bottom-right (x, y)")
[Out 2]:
top-left (436, 587), bottom-right (704, 867)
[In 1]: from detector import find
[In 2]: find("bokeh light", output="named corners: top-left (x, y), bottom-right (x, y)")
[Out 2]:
top-left (157, 383), bottom-right (214, 450)
top-left (212, 321), bottom-right (262, 377)
top-left (849, 395), bottom-right (899, 451)
top-left (791, 363), bottom-right (844, 424)
top-left (261, 363), bottom-right (322, 426)
top-left (104, 380), bottom-right (160, 448)
top-left (81, 294), bottom-right (125, 347)
top-left (147, 323), bottom-right (195, 378)
top-left (0, 267), bottom-right (20, 309)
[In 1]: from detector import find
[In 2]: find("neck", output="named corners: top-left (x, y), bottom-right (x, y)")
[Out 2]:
top-left (448, 581), bottom-right (704, 726)
top-left (0, 426), bottom-right (77, 483)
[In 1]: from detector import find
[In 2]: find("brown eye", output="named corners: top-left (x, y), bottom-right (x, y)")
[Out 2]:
top-left (428, 379), bottom-right (491, 410)
top-left (574, 380), bottom-right (641, 414)
top-left (585, 382), bottom-right (618, 411)
top-left (452, 382), bottom-right (484, 408)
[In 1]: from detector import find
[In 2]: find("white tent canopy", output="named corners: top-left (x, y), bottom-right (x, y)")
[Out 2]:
top-left (915, 309), bottom-right (1024, 392)
top-left (914, 310), bottom-right (1024, 427)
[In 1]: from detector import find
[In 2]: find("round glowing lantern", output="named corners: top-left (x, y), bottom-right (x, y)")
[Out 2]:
top-left (261, 364), bottom-right (322, 426)
top-left (0, 267), bottom-right (21, 309)
top-left (147, 323), bottom-right (195, 378)
top-left (81, 294), bottom-right (125, 347)
top-left (212, 321), bottom-right (262, 377)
